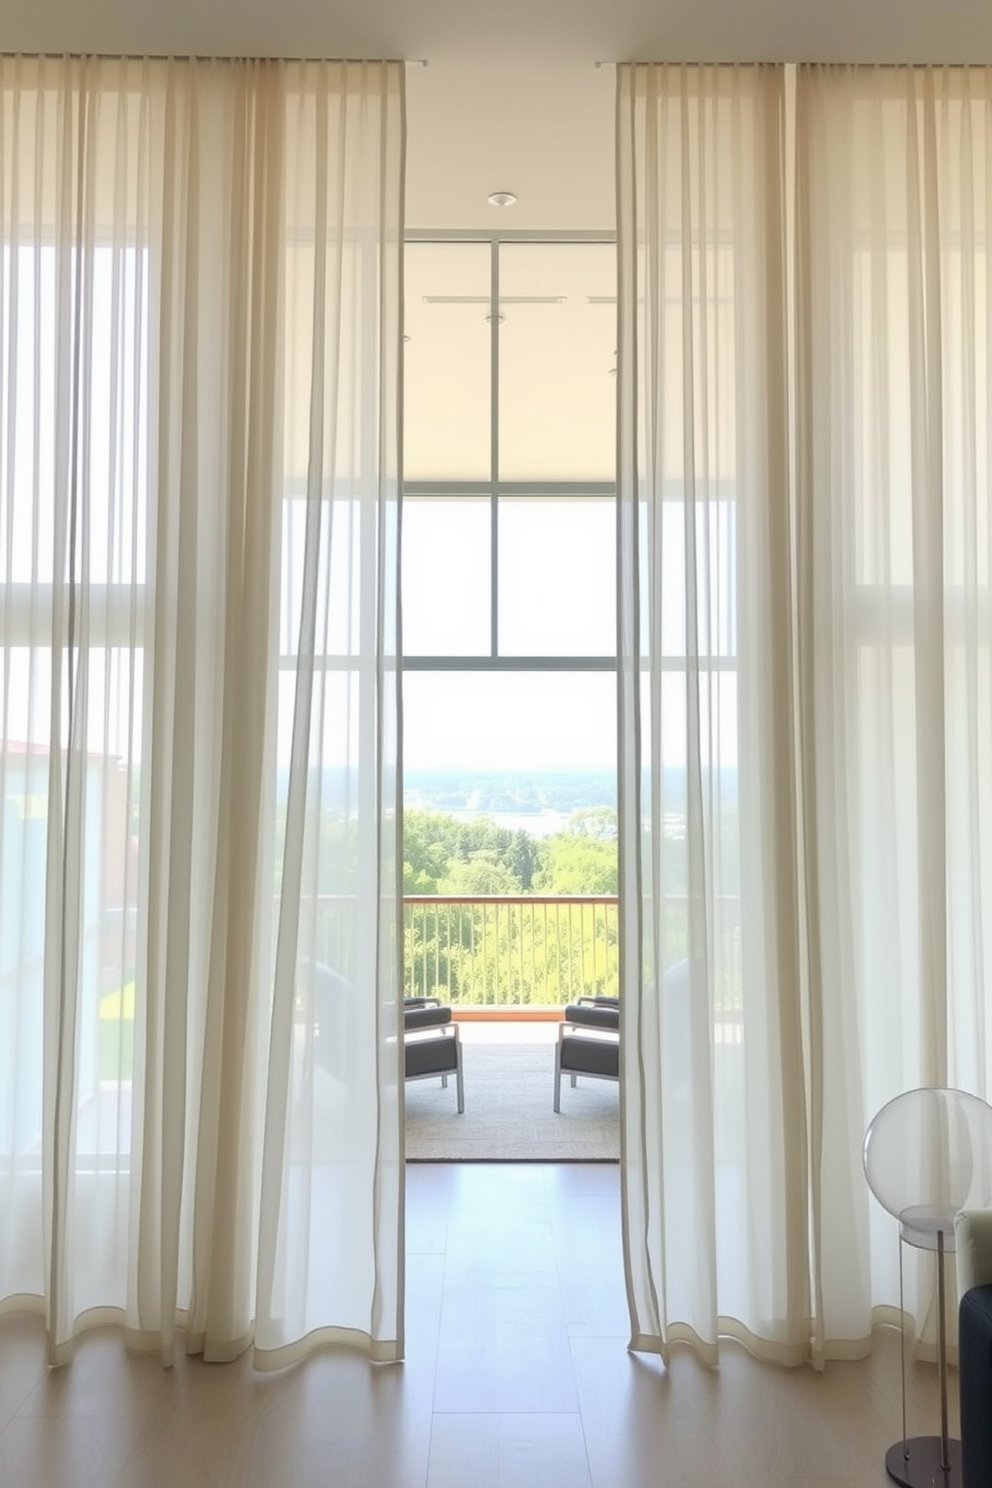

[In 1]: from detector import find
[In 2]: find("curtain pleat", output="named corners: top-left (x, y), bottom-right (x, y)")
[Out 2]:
top-left (0, 54), bottom-right (404, 1368)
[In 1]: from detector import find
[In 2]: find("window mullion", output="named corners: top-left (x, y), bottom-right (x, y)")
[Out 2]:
top-left (490, 237), bottom-right (500, 660)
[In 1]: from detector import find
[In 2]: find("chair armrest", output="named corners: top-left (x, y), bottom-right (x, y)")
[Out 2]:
top-left (955, 1209), bottom-right (992, 1297)
top-left (563, 1003), bottom-right (619, 1032)
top-left (404, 1004), bottom-right (453, 1032)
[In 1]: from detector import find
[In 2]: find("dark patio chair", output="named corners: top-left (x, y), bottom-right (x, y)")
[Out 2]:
top-left (553, 996), bottom-right (620, 1112)
top-left (404, 997), bottom-right (464, 1113)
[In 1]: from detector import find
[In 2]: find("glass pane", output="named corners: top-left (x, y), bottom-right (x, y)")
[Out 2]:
top-left (1, 243), bottom-right (149, 586)
top-left (637, 499), bottom-right (737, 659)
top-left (498, 497), bottom-right (615, 656)
top-left (404, 241), bottom-right (491, 481)
top-left (650, 243), bottom-right (737, 487)
top-left (281, 497), bottom-right (363, 659)
top-left (402, 673), bottom-right (618, 1003)
top-left (498, 242), bottom-right (616, 482)
top-left (402, 497), bottom-right (491, 656)
top-left (403, 669), bottom-right (616, 786)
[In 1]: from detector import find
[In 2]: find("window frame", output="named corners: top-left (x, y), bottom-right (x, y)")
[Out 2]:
top-left (402, 229), bottom-right (619, 679)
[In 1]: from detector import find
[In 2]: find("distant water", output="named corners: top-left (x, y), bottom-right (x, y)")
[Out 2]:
top-left (443, 807), bottom-right (574, 839)
top-left (299, 767), bottom-right (735, 830)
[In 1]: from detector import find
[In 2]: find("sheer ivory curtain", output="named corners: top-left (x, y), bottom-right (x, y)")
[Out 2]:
top-left (794, 64), bottom-right (992, 1353)
top-left (617, 63), bottom-right (805, 1366)
top-left (618, 60), bottom-right (992, 1367)
top-left (0, 55), bottom-right (404, 1367)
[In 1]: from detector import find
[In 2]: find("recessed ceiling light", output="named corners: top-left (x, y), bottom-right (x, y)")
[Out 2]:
top-left (488, 191), bottom-right (517, 208)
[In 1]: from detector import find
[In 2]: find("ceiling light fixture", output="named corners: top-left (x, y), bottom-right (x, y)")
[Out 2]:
top-left (488, 191), bottom-right (517, 208)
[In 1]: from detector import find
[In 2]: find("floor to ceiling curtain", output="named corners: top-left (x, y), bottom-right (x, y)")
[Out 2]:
top-left (617, 62), bottom-right (806, 1366)
top-left (794, 63), bottom-right (992, 1357)
top-left (0, 54), bottom-right (405, 1368)
top-left (618, 58), bottom-right (992, 1367)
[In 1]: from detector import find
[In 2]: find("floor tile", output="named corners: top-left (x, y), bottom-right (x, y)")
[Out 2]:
top-left (426, 1412), bottom-right (592, 1488)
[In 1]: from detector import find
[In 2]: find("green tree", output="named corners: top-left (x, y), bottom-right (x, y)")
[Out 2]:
top-left (534, 810), bottom-right (618, 896)
top-left (439, 852), bottom-right (521, 897)
top-left (403, 809), bottom-right (457, 893)
top-left (403, 810), bottom-right (535, 895)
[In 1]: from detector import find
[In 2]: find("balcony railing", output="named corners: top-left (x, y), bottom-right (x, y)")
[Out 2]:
top-left (404, 895), bottom-right (619, 1010)
top-left (401, 894), bottom-right (743, 1019)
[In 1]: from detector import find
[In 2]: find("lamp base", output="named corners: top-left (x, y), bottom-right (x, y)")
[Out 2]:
top-left (885, 1437), bottom-right (961, 1488)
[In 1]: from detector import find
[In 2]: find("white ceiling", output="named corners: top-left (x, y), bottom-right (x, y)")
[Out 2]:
top-left (5, 0), bottom-right (992, 66)
top-left (4, 0), bottom-right (992, 230)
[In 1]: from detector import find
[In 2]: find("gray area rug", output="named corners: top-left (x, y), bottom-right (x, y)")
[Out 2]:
top-left (405, 1039), bottom-right (620, 1162)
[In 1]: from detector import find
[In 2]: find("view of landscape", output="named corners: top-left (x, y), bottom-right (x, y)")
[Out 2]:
top-left (405, 765), bottom-right (616, 821)
top-left (401, 766), bottom-right (620, 1007)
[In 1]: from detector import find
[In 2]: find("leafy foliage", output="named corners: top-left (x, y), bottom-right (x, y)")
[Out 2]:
top-left (402, 807), bottom-right (617, 897)
top-left (401, 807), bottom-right (619, 1006)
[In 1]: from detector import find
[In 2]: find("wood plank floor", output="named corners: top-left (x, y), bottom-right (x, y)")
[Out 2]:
top-left (0, 1162), bottom-right (956, 1487)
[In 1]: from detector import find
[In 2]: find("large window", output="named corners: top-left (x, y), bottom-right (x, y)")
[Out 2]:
top-left (402, 235), bottom-right (618, 788)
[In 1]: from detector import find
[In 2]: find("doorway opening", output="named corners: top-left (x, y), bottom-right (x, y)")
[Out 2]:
top-left (401, 233), bottom-right (620, 1161)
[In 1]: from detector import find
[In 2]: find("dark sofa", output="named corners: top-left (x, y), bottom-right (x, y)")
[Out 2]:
top-left (955, 1210), bottom-right (992, 1488)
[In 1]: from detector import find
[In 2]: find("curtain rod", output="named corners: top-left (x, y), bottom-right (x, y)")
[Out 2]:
top-left (3, 52), bottom-right (428, 66)
top-left (596, 58), bottom-right (983, 69)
